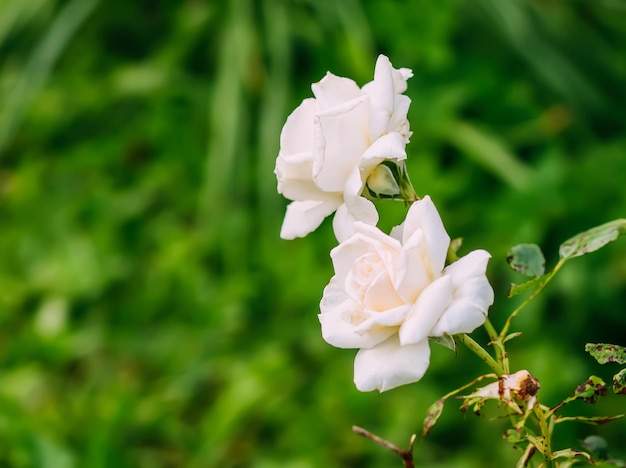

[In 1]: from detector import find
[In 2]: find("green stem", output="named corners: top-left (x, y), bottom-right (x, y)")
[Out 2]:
top-left (499, 258), bottom-right (566, 340)
top-left (458, 333), bottom-right (503, 376)
top-left (483, 318), bottom-right (498, 343)
top-left (483, 318), bottom-right (509, 374)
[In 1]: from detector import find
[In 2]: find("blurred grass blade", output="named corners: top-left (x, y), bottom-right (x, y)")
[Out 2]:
top-left (199, 0), bottom-right (253, 220)
top-left (474, 0), bottom-right (604, 112)
top-left (446, 121), bottom-right (533, 190)
top-left (258, 0), bottom-right (290, 228)
top-left (0, 0), bottom-right (50, 48)
top-left (198, 0), bottom-right (256, 276)
top-left (334, 0), bottom-right (375, 78)
top-left (0, 0), bottom-right (99, 154)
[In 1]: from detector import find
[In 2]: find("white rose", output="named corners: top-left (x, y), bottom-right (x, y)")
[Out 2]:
top-left (318, 196), bottom-right (494, 392)
top-left (275, 54), bottom-right (413, 241)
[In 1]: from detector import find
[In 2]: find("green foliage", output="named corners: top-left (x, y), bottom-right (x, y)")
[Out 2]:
top-left (423, 397), bottom-right (446, 437)
top-left (1, 0), bottom-right (626, 466)
top-left (422, 372), bottom-right (498, 437)
top-left (585, 343), bottom-right (626, 396)
top-left (507, 243), bottom-right (546, 277)
top-left (508, 274), bottom-right (549, 298)
top-left (613, 369), bottom-right (626, 396)
top-left (549, 448), bottom-right (593, 466)
top-left (586, 344), bottom-right (626, 365)
top-left (507, 218), bottom-right (626, 298)
top-left (565, 376), bottom-right (608, 405)
top-left (560, 220), bottom-right (626, 260)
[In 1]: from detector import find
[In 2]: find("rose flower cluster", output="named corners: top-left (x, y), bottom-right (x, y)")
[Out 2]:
top-left (275, 55), bottom-right (494, 392)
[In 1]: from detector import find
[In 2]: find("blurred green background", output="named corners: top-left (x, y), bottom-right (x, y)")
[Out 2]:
top-left (1, 0), bottom-right (626, 466)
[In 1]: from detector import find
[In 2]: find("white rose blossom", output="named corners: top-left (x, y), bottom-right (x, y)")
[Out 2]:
top-left (275, 54), bottom-right (413, 241)
top-left (318, 196), bottom-right (494, 392)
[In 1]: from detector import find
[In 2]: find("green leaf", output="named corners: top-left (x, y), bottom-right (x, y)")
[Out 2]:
top-left (422, 397), bottom-right (445, 437)
top-left (585, 343), bottom-right (626, 365)
top-left (507, 274), bottom-right (549, 298)
top-left (551, 449), bottom-right (593, 464)
top-left (555, 414), bottom-right (625, 425)
top-left (613, 368), bottom-right (626, 395)
top-left (567, 376), bottom-right (608, 404)
top-left (424, 373), bottom-right (498, 437)
top-left (507, 243), bottom-right (546, 277)
top-left (503, 332), bottom-right (523, 343)
top-left (559, 219), bottom-right (626, 259)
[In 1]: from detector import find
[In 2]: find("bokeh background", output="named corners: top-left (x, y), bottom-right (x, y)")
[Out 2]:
top-left (1, 0), bottom-right (626, 466)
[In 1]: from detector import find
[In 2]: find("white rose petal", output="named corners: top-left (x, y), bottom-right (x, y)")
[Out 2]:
top-left (363, 269), bottom-right (404, 311)
top-left (399, 275), bottom-right (453, 346)
top-left (276, 151), bottom-right (333, 201)
top-left (312, 73), bottom-right (362, 109)
top-left (353, 304), bottom-right (411, 334)
top-left (444, 249), bottom-right (492, 286)
top-left (319, 304), bottom-right (398, 349)
top-left (430, 297), bottom-right (488, 337)
top-left (319, 280), bottom-right (397, 349)
top-left (360, 132), bottom-right (407, 171)
top-left (354, 335), bottom-right (431, 392)
top-left (312, 96), bottom-right (370, 192)
top-left (332, 169), bottom-right (380, 242)
top-left (401, 197), bottom-right (450, 273)
top-left (364, 56), bottom-right (397, 139)
top-left (395, 232), bottom-right (431, 303)
top-left (280, 199), bottom-right (340, 240)
top-left (279, 98), bottom-right (316, 155)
